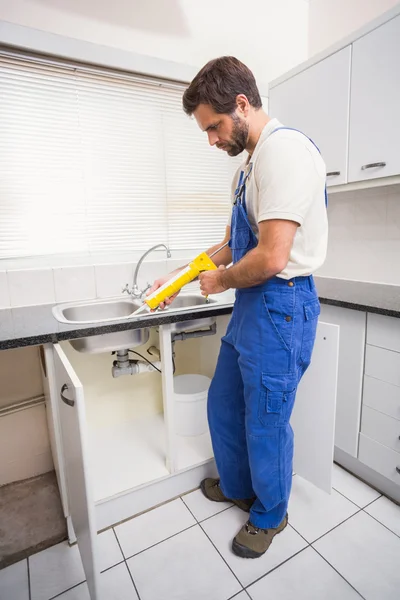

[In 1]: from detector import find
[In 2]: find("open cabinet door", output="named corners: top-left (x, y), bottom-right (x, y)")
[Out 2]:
top-left (291, 321), bottom-right (340, 493)
top-left (53, 343), bottom-right (101, 600)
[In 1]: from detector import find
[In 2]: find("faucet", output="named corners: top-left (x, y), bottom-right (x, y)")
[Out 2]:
top-left (123, 244), bottom-right (171, 299)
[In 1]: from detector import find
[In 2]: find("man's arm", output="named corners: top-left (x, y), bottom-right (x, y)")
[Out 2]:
top-left (198, 219), bottom-right (298, 295)
top-left (146, 226), bottom-right (232, 306)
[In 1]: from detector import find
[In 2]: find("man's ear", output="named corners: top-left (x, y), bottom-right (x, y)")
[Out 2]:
top-left (236, 94), bottom-right (250, 116)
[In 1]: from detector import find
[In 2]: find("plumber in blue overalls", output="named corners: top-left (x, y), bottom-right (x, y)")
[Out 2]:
top-left (182, 57), bottom-right (328, 558)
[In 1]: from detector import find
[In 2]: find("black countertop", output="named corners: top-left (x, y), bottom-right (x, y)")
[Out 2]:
top-left (0, 277), bottom-right (399, 350)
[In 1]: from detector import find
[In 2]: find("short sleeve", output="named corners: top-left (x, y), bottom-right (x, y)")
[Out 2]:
top-left (255, 134), bottom-right (326, 226)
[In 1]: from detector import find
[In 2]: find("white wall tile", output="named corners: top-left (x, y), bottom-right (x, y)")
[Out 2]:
top-left (95, 260), bottom-right (169, 299)
top-left (7, 269), bottom-right (55, 307)
top-left (95, 263), bottom-right (134, 298)
top-left (53, 266), bottom-right (96, 303)
top-left (323, 186), bottom-right (400, 284)
top-left (0, 271), bottom-right (10, 308)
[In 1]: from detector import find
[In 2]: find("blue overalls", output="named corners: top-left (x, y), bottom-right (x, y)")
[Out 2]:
top-left (207, 128), bottom-right (325, 529)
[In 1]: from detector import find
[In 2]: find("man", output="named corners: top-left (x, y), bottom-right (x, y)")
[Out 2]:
top-left (149, 56), bottom-right (328, 558)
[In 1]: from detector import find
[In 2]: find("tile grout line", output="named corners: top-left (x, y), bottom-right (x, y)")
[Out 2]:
top-left (48, 580), bottom-right (86, 600)
top-left (311, 545), bottom-right (367, 600)
top-left (112, 528), bottom-right (142, 600)
top-left (243, 546), bottom-right (310, 592)
top-left (27, 558), bottom-right (32, 600)
top-left (181, 497), bottom-right (245, 594)
top-left (331, 485), bottom-right (374, 508)
top-left (122, 522), bottom-right (198, 562)
top-left (362, 508), bottom-right (400, 540)
top-left (308, 507), bottom-right (364, 546)
top-left (180, 495), bottom-right (235, 524)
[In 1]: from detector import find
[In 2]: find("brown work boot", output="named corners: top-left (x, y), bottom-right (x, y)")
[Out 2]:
top-left (232, 514), bottom-right (289, 558)
top-left (200, 478), bottom-right (255, 512)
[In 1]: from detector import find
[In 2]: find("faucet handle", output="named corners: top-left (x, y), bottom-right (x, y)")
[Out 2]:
top-left (122, 283), bottom-right (131, 295)
top-left (141, 283), bottom-right (152, 298)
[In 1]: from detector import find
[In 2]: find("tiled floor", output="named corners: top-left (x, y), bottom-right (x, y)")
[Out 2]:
top-left (1, 464), bottom-right (400, 600)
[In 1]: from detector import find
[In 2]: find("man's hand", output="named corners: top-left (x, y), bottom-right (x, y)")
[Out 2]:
top-left (146, 271), bottom-right (181, 310)
top-left (199, 265), bottom-right (228, 296)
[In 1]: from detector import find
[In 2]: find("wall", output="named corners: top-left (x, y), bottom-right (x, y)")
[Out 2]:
top-left (308, 0), bottom-right (399, 56)
top-left (0, 0), bottom-right (309, 94)
top-left (317, 185), bottom-right (400, 284)
top-left (0, 347), bottom-right (53, 487)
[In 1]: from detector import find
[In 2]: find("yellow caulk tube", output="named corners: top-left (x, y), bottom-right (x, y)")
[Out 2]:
top-left (144, 252), bottom-right (218, 310)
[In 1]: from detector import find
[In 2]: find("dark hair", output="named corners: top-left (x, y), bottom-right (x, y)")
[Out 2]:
top-left (182, 56), bottom-right (262, 116)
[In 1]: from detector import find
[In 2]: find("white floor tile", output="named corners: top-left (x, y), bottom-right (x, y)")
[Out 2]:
top-left (97, 529), bottom-right (124, 572)
top-left (332, 463), bottom-right (381, 507)
top-left (288, 475), bottom-right (359, 542)
top-left (30, 541), bottom-right (85, 600)
top-left (314, 511), bottom-right (400, 599)
top-left (114, 498), bottom-right (196, 559)
top-left (182, 488), bottom-right (233, 522)
top-left (201, 506), bottom-right (307, 588)
top-left (0, 560), bottom-right (29, 600)
top-left (57, 563), bottom-right (139, 600)
top-left (247, 546), bottom-right (361, 600)
top-left (127, 525), bottom-right (241, 600)
top-left (365, 495), bottom-right (400, 537)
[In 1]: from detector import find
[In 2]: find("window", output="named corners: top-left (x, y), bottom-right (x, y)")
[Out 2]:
top-left (0, 51), bottom-right (243, 260)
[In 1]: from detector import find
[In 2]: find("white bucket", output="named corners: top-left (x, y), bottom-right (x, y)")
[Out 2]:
top-left (173, 374), bottom-right (211, 437)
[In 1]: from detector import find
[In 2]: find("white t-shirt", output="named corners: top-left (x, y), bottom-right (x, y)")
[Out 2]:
top-left (229, 118), bottom-right (328, 279)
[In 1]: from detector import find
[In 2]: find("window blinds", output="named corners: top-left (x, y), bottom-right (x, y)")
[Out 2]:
top-left (0, 51), bottom-right (243, 260)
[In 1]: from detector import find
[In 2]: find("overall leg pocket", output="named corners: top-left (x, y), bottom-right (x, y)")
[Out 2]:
top-left (258, 372), bottom-right (298, 427)
top-left (300, 298), bottom-right (320, 369)
top-left (263, 291), bottom-right (295, 353)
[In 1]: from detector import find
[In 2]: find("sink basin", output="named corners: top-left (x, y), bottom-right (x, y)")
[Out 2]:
top-left (163, 294), bottom-right (217, 310)
top-left (53, 298), bottom-right (149, 354)
top-left (54, 298), bottom-right (142, 324)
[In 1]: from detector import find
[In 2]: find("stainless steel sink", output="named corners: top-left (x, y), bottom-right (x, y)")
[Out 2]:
top-left (55, 298), bottom-right (142, 324)
top-left (163, 294), bottom-right (217, 310)
top-left (52, 293), bottom-right (219, 354)
top-left (53, 298), bottom-right (149, 354)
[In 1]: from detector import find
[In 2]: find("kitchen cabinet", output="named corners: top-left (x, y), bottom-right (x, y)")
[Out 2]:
top-left (348, 14), bottom-right (400, 182)
top-left (319, 304), bottom-right (366, 457)
top-left (358, 313), bottom-right (400, 488)
top-left (43, 315), bottom-right (339, 599)
top-left (269, 46), bottom-right (351, 186)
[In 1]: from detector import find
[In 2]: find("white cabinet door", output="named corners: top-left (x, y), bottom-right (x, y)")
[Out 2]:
top-left (320, 305), bottom-right (366, 457)
top-left (349, 14), bottom-right (400, 182)
top-left (53, 344), bottom-right (101, 600)
top-left (269, 47), bottom-right (351, 186)
top-left (291, 321), bottom-right (340, 493)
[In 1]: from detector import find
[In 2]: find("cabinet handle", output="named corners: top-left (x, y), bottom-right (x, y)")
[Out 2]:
top-left (361, 162), bottom-right (386, 170)
top-left (60, 383), bottom-right (75, 407)
top-left (326, 171), bottom-right (341, 177)
top-left (396, 467), bottom-right (400, 475)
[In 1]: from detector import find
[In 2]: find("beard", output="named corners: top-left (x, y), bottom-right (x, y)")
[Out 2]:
top-left (224, 114), bottom-right (249, 157)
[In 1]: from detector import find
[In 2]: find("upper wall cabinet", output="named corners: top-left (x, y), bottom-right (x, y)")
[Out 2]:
top-left (348, 15), bottom-right (400, 182)
top-left (269, 47), bottom-right (351, 187)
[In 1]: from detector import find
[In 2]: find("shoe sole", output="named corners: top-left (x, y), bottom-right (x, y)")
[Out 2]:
top-left (200, 480), bottom-right (251, 512)
top-left (231, 516), bottom-right (289, 559)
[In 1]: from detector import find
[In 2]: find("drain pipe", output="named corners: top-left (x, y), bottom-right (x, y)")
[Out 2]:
top-left (112, 350), bottom-right (161, 378)
top-left (171, 322), bottom-right (217, 342)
